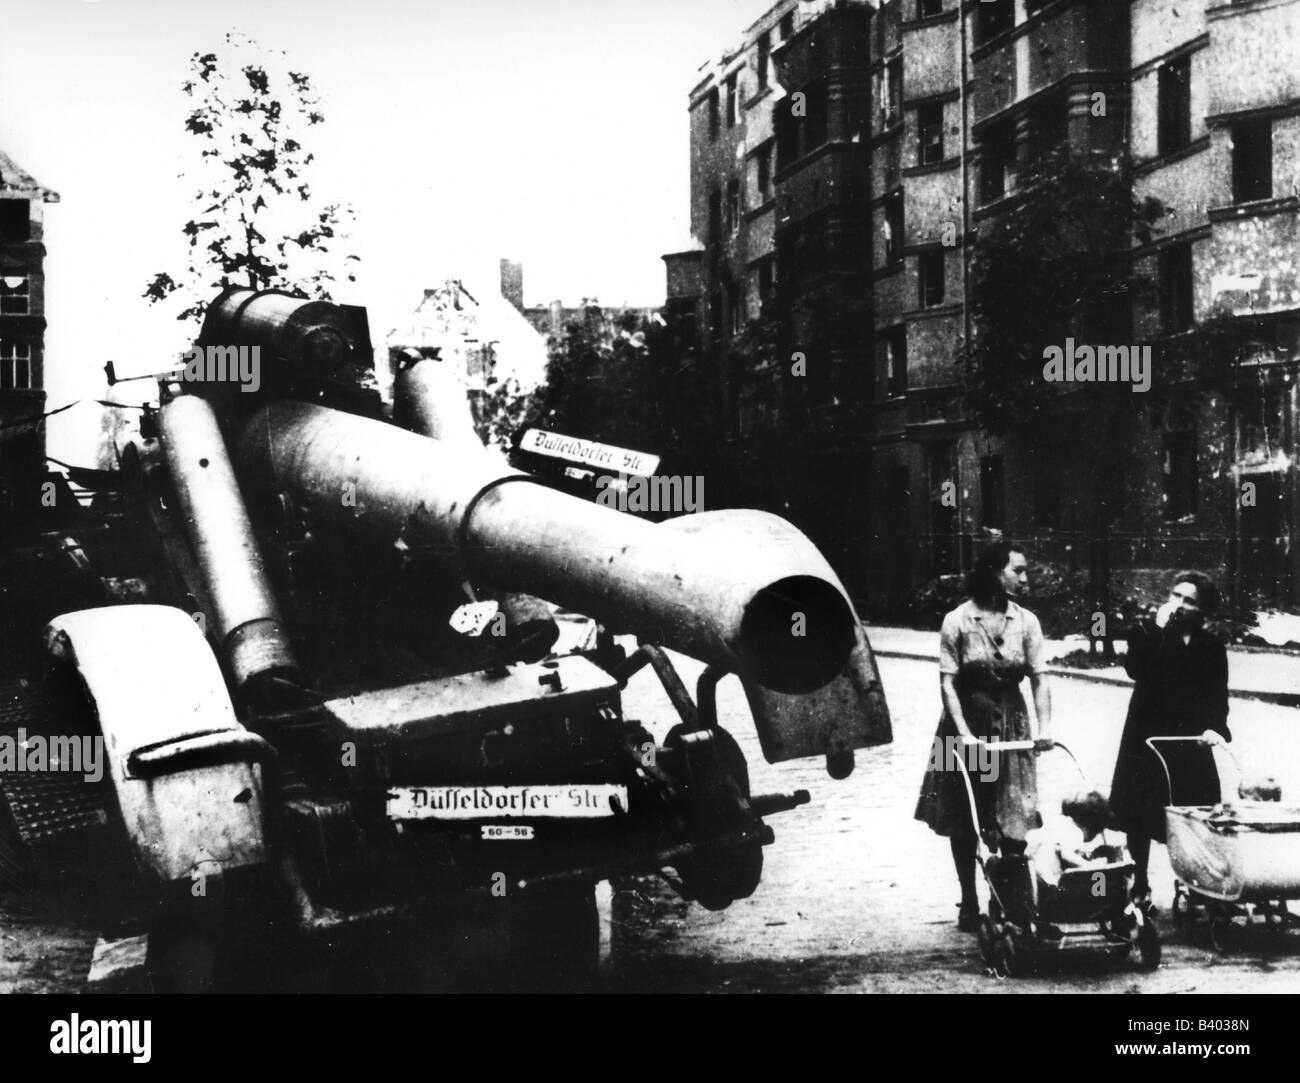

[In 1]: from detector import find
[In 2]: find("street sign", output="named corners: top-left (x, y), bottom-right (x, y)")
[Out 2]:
top-left (519, 428), bottom-right (660, 477)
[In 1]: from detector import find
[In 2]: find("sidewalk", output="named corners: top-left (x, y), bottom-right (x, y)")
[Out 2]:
top-left (864, 624), bottom-right (1300, 707)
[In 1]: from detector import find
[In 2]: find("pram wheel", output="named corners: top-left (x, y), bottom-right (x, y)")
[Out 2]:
top-left (1171, 884), bottom-right (1192, 934)
top-left (1209, 907), bottom-right (1236, 954)
top-left (1135, 919), bottom-right (1161, 971)
top-left (996, 930), bottom-right (1027, 977)
top-left (1261, 900), bottom-right (1290, 935)
top-left (976, 916), bottom-right (998, 969)
top-left (1274, 900), bottom-right (1292, 933)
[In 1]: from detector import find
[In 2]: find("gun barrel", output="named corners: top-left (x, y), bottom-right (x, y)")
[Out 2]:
top-left (237, 401), bottom-right (855, 694)
top-left (200, 289), bottom-right (362, 371)
top-left (393, 354), bottom-right (483, 448)
top-left (159, 394), bottom-right (297, 691)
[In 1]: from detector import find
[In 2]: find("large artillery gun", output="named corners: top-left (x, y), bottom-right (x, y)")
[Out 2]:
top-left (0, 287), bottom-right (890, 990)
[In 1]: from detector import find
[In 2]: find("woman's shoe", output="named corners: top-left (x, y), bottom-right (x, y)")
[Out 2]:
top-left (957, 901), bottom-right (980, 933)
top-left (1130, 886), bottom-right (1157, 914)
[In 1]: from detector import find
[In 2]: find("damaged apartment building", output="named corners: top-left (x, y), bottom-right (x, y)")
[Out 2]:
top-left (0, 149), bottom-right (58, 524)
top-left (667, 0), bottom-right (1300, 614)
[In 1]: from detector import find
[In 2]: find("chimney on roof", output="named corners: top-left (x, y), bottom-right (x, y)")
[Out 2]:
top-left (499, 258), bottom-right (524, 313)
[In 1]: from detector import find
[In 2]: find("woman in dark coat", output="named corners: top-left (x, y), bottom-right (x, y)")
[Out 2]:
top-left (1110, 571), bottom-right (1231, 900)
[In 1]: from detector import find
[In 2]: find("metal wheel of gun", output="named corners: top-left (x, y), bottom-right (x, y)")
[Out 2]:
top-left (914, 544), bottom-right (1054, 933)
top-left (1108, 572), bottom-right (1230, 905)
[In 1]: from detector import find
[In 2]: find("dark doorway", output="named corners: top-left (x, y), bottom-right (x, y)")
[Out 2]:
top-left (1238, 470), bottom-right (1291, 606)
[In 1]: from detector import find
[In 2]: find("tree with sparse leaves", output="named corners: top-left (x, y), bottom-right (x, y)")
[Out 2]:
top-left (962, 150), bottom-right (1168, 433)
top-left (472, 374), bottom-right (537, 453)
top-left (960, 151), bottom-right (1176, 530)
top-left (521, 306), bottom-right (722, 479)
top-left (144, 32), bottom-right (358, 324)
top-left (960, 150), bottom-right (1172, 651)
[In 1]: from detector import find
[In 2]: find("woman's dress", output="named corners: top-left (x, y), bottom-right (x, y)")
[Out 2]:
top-left (915, 599), bottom-right (1046, 844)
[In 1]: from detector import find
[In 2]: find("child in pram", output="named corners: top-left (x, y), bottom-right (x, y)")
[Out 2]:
top-left (1026, 790), bottom-right (1118, 887)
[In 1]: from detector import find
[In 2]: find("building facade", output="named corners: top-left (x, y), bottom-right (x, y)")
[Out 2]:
top-left (387, 275), bottom-right (549, 402)
top-left (671, 0), bottom-right (1300, 614)
top-left (1134, 0), bottom-right (1300, 611)
top-left (868, 0), bottom-right (1135, 613)
top-left (669, 0), bottom-right (874, 574)
top-left (0, 149), bottom-right (58, 510)
top-left (522, 299), bottom-right (660, 344)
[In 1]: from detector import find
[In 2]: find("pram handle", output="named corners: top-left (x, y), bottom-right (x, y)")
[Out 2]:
top-left (986, 738), bottom-right (1093, 788)
top-left (972, 737), bottom-right (1084, 773)
top-left (957, 740), bottom-right (1093, 856)
top-left (973, 739), bottom-right (1035, 752)
top-left (1144, 735), bottom-right (1242, 804)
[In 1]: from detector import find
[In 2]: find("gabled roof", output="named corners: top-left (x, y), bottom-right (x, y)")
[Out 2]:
top-left (388, 278), bottom-right (548, 391)
top-left (0, 149), bottom-right (60, 202)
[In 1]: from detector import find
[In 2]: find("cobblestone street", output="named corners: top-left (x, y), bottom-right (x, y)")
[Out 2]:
top-left (3, 650), bottom-right (1299, 993)
top-left (614, 653), bottom-right (1300, 993)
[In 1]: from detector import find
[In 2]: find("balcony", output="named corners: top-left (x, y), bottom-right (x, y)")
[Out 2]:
top-left (971, 0), bottom-right (1129, 126)
top-left (905, 384), bottom-right (965, 431)
top-left (771, 1), bottom-right (872, 96)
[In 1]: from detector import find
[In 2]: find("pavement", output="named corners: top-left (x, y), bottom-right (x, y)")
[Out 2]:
top-left (864, 624), bottom-right (1300, 706)
top-left (5, 646), bottom-right (1298, 993)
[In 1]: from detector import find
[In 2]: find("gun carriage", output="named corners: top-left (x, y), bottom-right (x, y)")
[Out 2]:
top-left (0, 288), bottom-right (891, 990)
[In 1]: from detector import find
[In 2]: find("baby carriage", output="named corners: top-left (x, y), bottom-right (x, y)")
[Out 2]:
top-left (957, 740), bottom-right (1160, 977)
top-left (1148, 736), bottom-right (1300, 951)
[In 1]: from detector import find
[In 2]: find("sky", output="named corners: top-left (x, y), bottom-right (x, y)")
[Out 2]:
top-left (0, 0), bottom-right (779, 464)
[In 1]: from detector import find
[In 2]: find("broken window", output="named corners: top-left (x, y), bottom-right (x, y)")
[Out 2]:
top-left (776, 105), bottom-right (798, 170)
top-left (707, 87), bottom-right (720, 141)
top-left (726, 72), bottom-right (740, 129)
top-left (1159, 242), bottom-right (1195, 334)
top-left (1029, 93), bottom-right (1068, 165)
top-left (1162, 430), bottom-right (1198, 521)
top-left (1231, 118), bottom-right (1272, 203)
top-left (0, 200), bottom-right (30, 243)
top-left (917, 101), bottom-right (944, 165)
top-left (975, 0), bottom-right (1014, 46)
top-left (1158, 54), bottom-right (1192, 156)
top-left (708, 186), bottom-right (722, 242)
top-left (780, 11), bottom-right (794, 40)
top-left (726, 177), bottom-right (741, 233)
top-left (778, 81), bottom-right (827, 166)
top-left (757, 32), bottom-right (770, 92)
top-left (756, 143), bottom-right (773, 202)
top-left (919, 249), bottom-right (945, 307)
top-left (882, 324), bottom-right (907, 397)
top-left (884, 192), bottom-right (904, 266)
top-left (0, 275), bottom-right (30, 316)
top-left (980, 121), bottom-right (1016, 202)
top-left (880, 58), bottom-right (902, 130)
